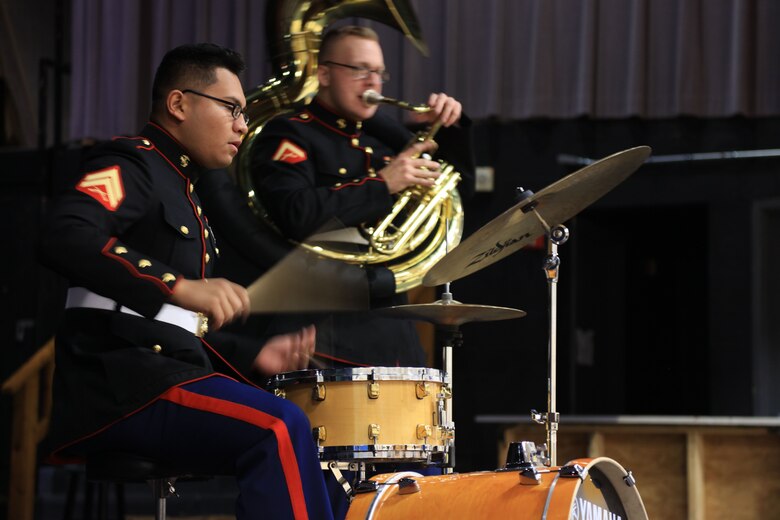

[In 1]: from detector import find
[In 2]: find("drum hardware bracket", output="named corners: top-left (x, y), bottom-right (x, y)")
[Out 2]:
top-left (322, 461), bottom-right (368, 499)
top-left (326, 461), bottom-right (354, 498)
top-left (515, 186), bottom-right (535, 205)
top-left (505, 440), bottom-right (546, 485)
top-left (353, 480), bottom-right (378, 494)
top-left (518, 466), bottom-right (543, 485)
top-left (623, 470), bottom-right (637, 487)
top-left (559, 463), bottom-right (586, 480)
top-left (531, 409), bottom-right (560, 430)
top-left (352, 476), bottom-right (418, 496)
top-left (549, 225), bottom-right (569, 246)
top-left (397, 476), bottom-right (421, 495)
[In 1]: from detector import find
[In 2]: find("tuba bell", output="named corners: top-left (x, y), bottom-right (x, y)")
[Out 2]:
top-left (234, 0), bottom-right (464, 292)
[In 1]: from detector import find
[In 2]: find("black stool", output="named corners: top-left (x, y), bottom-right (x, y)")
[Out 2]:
top-left (85, 452), bottom-right (193, 520)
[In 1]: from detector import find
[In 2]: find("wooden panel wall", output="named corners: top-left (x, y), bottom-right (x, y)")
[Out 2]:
top-left (499, 424), bottom-right (780, 520)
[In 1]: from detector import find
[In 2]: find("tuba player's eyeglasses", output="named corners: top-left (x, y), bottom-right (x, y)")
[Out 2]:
top-left (321, 61), bottom-right (391, 83)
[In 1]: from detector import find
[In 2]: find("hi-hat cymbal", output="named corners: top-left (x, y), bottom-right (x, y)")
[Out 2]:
top-left (376, 299), bottom-right (526, 326)
top-left (423, 146), bottom-right (651, 286)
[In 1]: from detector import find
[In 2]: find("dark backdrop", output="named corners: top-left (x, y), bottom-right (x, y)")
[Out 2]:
top-left (2, 115), bottom-right (779, 509)
top-left (449, 116), bottom-right (780, 471)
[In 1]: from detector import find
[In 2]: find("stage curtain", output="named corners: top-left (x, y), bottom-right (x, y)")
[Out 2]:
top-left (69, 0), bottom-right (780, 139)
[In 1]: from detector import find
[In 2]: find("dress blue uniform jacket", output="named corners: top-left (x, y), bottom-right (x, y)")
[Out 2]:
top-left (39, 122), bottom-right (257, 457)
top-left (227, 99), bottom-right (475, 367)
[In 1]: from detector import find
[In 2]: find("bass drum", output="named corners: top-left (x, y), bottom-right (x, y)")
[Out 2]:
top-left (346, 457), bottom-right (648, 519)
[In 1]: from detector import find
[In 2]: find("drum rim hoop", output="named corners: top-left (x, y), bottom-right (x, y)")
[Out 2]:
top-left (269, 366), bottom-right (446, 385)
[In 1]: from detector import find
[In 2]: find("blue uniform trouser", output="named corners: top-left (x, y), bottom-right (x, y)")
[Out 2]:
top-left (70, 375), bottom-right (333, 520)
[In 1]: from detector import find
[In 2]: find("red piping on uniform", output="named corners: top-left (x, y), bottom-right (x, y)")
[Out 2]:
top-left (291, 112), bottom-right (314, 125)
top-left (305, 109), bottom-right (357, 138)
top-left (46, 373), bottom-right (221, 465)
top-left (162, 386), bottom-right (310, 520)
top-left (145, 122), bottom-right (209, 278)
top-left (199, 337), bottom-right (262, 389)
top-left (101, 237), bottom-right (173, 295)
top-left (329, 176), bottom-right (385, 191)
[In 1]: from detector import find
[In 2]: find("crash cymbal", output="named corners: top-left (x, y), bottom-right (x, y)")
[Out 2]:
top-left (423, 146), bottom-right (651, 286)
top-left (247, 244), bottom-right (369, 313)
top-left (376, 299), bottom-right (526, 326)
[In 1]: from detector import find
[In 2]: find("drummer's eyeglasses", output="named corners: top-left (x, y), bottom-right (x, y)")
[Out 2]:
top-left (321, 61), bottom-right (391, 83)
top-left (182, 89), bottom-right (249, 124)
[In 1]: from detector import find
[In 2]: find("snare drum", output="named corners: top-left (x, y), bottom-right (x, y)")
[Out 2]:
top-left (267, 367), bottom-right (451, 463)
top-left (346, 457), bottom-right (648, 519)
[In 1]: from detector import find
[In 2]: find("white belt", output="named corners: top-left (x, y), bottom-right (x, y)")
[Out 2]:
top-left (65, 287), bottom-right (208, 337)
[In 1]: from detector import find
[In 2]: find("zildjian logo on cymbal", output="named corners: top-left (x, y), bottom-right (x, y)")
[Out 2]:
top-left (466, 232), bottom-right (533, 268)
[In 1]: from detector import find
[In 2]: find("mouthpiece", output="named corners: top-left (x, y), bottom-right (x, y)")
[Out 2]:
top-left (361, 91), bottom-right (431, 113)
top-left (362, 90), bottom-right (384, 106)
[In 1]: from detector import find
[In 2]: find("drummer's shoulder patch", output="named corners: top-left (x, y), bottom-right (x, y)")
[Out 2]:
top-left (272, 139), bottom-right (307, 164)
top-left (75, 165), bottom-right (125, 211)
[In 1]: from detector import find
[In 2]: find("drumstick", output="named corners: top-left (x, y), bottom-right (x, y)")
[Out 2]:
top-left (308, 355), bottom-right (326, 369)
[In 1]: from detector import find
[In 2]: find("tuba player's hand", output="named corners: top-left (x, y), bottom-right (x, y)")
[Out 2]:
top-left (424, 93), bottom-right (462, 128)
top-left (379, 140), bottom-right (442, 194)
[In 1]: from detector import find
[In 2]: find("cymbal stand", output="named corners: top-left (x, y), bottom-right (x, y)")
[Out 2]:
top-left (438, 283), bottom-right (459, 473)
top-left (528, 208), bottom-right (569, 467)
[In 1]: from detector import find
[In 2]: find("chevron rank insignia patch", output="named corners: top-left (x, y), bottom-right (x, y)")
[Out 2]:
top-left (76, 165), bottom-right (125, 211)
top-left (272, 139), bottom-right (307, 164)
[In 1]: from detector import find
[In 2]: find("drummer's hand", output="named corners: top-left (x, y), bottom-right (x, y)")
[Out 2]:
top-left (169, 278), bottom-right (250, 331)
top-left (252, 325), bottom-right (316, 376)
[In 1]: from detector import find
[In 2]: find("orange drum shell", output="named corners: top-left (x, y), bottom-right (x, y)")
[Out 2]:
top-left (345, 458), bottom-right (648, 520)
top-left (283, 379), bottom-right (445, 447)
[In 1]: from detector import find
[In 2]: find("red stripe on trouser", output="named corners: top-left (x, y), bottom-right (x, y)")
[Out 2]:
top-left (160, 386), bottom-right (309, 520)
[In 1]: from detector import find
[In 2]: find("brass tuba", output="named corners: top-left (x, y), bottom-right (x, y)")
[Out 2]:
top-left (235, 0), bottom-right (464, 292)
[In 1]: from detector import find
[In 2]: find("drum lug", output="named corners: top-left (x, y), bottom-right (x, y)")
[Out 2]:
top-left (312, 383), bottom-right (326, 401)
top-left (368, 423), bottom-right (381, 441)
top-left (397, 477), bottom-right (421, 495)
top-left (559, 463), bottom-right (586, 480)
top-left (416, 424), bottom-right (432, 440)
top-left (273, 388), bottom-right (286, 399)
top-left (623, 470), bottom-right (636, 487)
top-left (519, 467), bottom-right (542, 486)
top-left (353, 480), bottom-right (378, 494)
top-left (312, 425), bottom-right (327, 443)
top-left (367, 381), bottom-right (380, 399)
top-left (416, 382), bottom-right (430, 399)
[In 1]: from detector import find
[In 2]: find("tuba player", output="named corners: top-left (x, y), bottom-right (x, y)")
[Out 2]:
top-left (251, 25), bottom-right (475, 368)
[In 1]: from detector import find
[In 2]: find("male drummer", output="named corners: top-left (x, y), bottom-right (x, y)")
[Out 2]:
top-left (39, 43), bottom-right (332, 519)
top-left (248, 25), bottom-right (475, 368)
